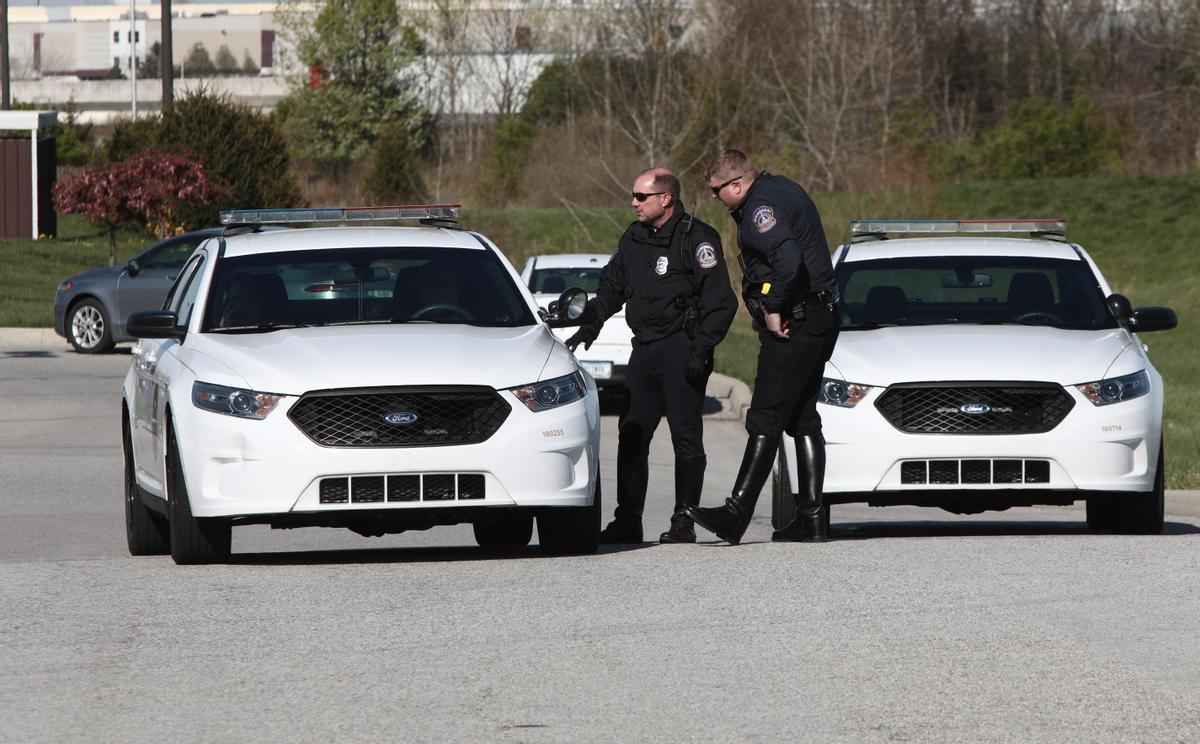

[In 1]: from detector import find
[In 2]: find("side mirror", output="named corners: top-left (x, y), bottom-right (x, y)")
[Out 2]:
top-left (544, 287), bottom-right (589, 328)
top-left (1130, 306), bottom-right (1178, 333)
top-left (1107, 293), bottom-right (1133, 324)
top-left (127, 258), bottom-right (142, 277)
top-left (126, 310), bottom-right (186, 340)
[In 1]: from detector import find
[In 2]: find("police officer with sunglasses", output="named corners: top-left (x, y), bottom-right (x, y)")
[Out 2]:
top-left (688, 149), bottom-right (840, 544)
top-left (566, 168), bottom-right (737, 544)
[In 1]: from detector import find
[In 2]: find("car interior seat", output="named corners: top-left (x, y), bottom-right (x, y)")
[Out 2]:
top-left (219, 272), bottom-right (265, 327)
top-left (1006, 272), bottom-right (1055, 318)
top-left (253, 274), bottom-right (288, 323)
top-left (862, 285), bottom-right (908, 323)
top-left (541, 276), bottom-right (566, 294)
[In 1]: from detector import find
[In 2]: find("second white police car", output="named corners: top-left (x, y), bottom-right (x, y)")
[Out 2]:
top-left (774, 220), bottom-right (1178, 534)
top-left (121, 206), bottom-right (601, 564)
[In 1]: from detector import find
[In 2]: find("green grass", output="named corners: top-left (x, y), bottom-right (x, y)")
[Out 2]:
top-left (4, 176), bottom-right (1196, 486)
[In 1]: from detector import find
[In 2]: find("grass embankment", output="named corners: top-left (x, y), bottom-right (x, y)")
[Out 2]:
top-left (2, 175), bottom-right (1195, 486)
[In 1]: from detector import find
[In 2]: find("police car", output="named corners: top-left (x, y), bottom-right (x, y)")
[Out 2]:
top-left (519, 253), bottom-right (634, 389)
top-left (773, 220), bottom-right (1178, 534)
top-left (121, 206), bottom-right (601, 564)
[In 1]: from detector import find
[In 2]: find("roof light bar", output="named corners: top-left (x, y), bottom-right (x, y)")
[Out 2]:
top-left (850, 219), bottom-right (1067, 242)
top-left (219, 205), bottom-right (462, 226)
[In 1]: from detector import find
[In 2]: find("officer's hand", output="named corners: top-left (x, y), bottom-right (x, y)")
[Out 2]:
top-left (765, 312), bottom-right (790, 340)
top-left (565, 327), bottom-right (597, 352)
top-left (684, 351), bottom-right (713, 386)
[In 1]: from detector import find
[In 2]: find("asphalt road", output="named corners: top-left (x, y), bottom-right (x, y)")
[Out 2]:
top-left (3, 340), bottom-right (1199, 743)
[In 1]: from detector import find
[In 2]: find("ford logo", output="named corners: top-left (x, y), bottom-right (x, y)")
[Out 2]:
top-left (383, 411), bottom-right (418, 425)
top-left (960, 402), bottom-right (991, 415)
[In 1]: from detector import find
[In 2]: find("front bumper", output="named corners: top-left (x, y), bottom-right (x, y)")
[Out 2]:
top-left (172, 386), bottom-right (601, 519)
top-left (805, 383), bottom-right (1162, 498)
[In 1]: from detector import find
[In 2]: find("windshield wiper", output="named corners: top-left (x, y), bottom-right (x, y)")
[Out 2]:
top-left (210, 322), bottom-right (314, 333)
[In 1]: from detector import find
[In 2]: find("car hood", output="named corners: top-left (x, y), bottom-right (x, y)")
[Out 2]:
top-left (187, 324), bottom-right (560, 395)
top-left (68, 265), bottom-right (124, 284)
top-left (830, 325), bottom-right (1133, 386)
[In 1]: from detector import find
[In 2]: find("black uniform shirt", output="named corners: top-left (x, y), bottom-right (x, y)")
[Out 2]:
top-left (587, 207), bottom-right (737, 357)
top-left (731, 172), bottom-right (835, 314)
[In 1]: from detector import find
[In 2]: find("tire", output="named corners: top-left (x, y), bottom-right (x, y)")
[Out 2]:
top-left (166, 419), bottom-right (231, 565)
top-left (1085, 497), bottom-right (1116, 531)
top-left (123, 408), bottom-right (170, 555)
top-left (537, 479), bottom-right (601, 555)
top-left (1113, 438), bottom-right (1165, 535)
top-left (68, 298), bottom-right (115, 354)
top-left (473, 513), bottom-right (534, 549)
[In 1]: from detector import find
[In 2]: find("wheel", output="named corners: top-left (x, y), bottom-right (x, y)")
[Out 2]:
top-left (473, 513), bottom-right (534, 549)
top-left (68, 298), bottom-right (115, 353)
top-left (1113, 438), bottom-right (1165, 535)
top-left (537, 478), bottom-right (601, 555)
top-left (166, 419), bottom-right (231, 564)
top-left (123, 408), bottom-right (169, 555)
top-left (771, 451), bottom-right (794, 530)
top-left (1085, 496), bottom-right (1116, 531)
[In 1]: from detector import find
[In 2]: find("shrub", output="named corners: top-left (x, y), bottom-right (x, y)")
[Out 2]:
top-left (960, 97), bottom-right (1119, 179)
top-left (361, 119), bottom-right (427, 204)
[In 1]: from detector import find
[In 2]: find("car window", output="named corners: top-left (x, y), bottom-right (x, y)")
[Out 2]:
top-left (530, 267), bottom-right (603, 294)
top-left (204, 246), bottom-right (536, 331)
top-left (141, 235), bottom-right (206, 270)
top-left (837, 256), bottom-right (1116, 330)
top-left (168, 254), bottom-right (206, 329)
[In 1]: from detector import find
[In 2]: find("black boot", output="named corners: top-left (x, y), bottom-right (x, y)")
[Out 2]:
top-left (686, 435), bottom-right (776, 544)
top-left (772, 434), bottom-right (829, 543)
top-left (601, 425), bottom-right (651, 544)
top-left (660, 455), bottom-right (706, 543)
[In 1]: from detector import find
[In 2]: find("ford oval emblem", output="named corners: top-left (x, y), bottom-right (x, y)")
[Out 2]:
top-left (384, 411), bottom-right (418, 425)
top-left (960, 402), bottom-right (991, 415)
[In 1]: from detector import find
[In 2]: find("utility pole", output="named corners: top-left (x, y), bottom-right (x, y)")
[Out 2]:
top-left (161, 0), bottom-right (174, 113)
top-left (130, 0), bottom-right (138, 116)
top-left (1, 0), bottom-right (10, 110)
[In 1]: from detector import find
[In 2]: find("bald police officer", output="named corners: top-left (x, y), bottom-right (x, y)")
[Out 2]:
top-left (688, 150), bottom-right (840, 544)
top-left (567, 168), bottom-right (737, 544)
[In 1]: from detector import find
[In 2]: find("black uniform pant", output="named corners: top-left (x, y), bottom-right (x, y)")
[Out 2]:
top-left (613, 330), bottom-right (707, 526)
top-left (745, 304), bottom-right (840, 440)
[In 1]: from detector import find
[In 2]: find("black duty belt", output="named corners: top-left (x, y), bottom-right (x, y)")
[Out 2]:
top-left (799, 289), bottom-right (837, 307)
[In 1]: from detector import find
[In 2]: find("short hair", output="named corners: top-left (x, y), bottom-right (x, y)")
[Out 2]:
top-left (703, 149), bottom-right (756, 181)
top-left (640, 167), bottom-right (681, 201)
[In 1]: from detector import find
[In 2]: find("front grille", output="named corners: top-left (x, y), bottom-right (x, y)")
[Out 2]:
top-left (900, 459), bottom-right (1051, 485)
top-left (875, 383), bottom-right (1074, 434)
top-left (289, 386), bottom-right (511, 447)
top-left (320, 473), bottom-right (488, 504)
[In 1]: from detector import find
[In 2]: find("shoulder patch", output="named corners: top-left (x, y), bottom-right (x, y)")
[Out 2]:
top-left (752, 205), bottom-right (777, 233)
top-left (694, 242), bottom-right (718, 269)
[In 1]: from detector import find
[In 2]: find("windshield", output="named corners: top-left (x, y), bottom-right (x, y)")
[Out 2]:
top-left (529, 266), bottom-right (603, 294)
top-left (837, 256), bottom-right (1117, 330)
top-left (204, 246), bottom-right (535, 331)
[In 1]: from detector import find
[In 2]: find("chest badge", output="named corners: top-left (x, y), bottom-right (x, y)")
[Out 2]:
top-left (752, 205), bottom-right (777, 233)
top-left (655, 256), bottom-right (669, 275)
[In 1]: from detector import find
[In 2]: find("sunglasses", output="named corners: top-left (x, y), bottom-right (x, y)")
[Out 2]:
top-left (710, 175), bottom-right (742, 197)
top-left (632, 191), bottom-right (667, 202)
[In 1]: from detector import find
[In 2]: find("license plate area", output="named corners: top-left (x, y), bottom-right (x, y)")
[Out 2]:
top-left (580, 361), bottom-right (613, 379)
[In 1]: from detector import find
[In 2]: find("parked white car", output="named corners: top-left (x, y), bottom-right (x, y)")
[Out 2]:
top-left (520, 254), bottom-right (634, 390)
top-left (774, 220), bottom-right (1177, 534)
top-left (121, 206), bottom-right (601, 564)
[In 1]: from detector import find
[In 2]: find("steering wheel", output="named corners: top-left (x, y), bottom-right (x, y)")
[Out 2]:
top-left (411, 303), bottom-right (473, 321)
top-left (1014, 310), bottom-right (1063, 324)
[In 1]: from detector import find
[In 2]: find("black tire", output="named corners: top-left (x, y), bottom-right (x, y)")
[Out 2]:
top-left (123, 408), bottom-right (170, 555)
top-left (473, 513), bottom-right (534, 549)
top-left (1114, 438), bottom-right (1165, 535)
top-left (166, 419), bottom-right (232, 564)
top-left (538, 479), bottom-right (601, 555)
top-left (1085, 497), bottom-right (1116, 531)
top-left (68, 298), bottom-right (115, 354)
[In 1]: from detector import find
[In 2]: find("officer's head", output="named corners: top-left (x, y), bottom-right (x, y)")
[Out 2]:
top-left (631, 168), bottom-right (680, 229)
top-left (704, 149), bottom-right (757, 210)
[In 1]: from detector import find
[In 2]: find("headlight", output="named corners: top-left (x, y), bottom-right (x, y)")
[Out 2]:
top-left (192, 381), bottom-right (283, 419)
top-left (1075, 370), bottom-right (1150, 406)
top-left (57, 280), bottom-right (74, 293)
top-left (509, 372), bottom-right (586, 412)
top-left (818, 378), bottom-right (873, 408)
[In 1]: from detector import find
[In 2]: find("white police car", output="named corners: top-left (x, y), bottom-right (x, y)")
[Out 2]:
top-left (121, 206), bottom-right (601, 564)
top-left (520, 253), bottom-right (634, 390)
top-left (773, 220), bottom-right (1178, 534)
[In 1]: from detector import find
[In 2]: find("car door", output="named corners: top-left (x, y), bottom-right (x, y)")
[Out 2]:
top-left (131, 252), bottom-right (206, 496)
top-left (115, 234), bottom-right (209, 330)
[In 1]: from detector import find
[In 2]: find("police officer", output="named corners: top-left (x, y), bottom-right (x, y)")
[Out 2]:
top-left (688, 150), bottom-right (840, 544)
top-left (567, 168), bottom-right (737, 544)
